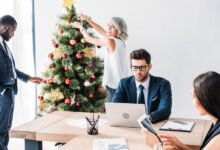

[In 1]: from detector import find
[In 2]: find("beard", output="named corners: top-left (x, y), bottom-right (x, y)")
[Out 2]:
top-left (1, 32), bottom-right (10, 41)
top-left (135, 73), bottom-right (148, 82)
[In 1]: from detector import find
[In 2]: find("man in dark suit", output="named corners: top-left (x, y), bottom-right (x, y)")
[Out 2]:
top-left (112, 49), bottom-right (172, 123)
top-left (0, 15), bottom-right (43, 150)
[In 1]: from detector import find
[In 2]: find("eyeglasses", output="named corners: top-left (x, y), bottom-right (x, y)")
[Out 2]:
top-left (130, 65), bottom-right (148, 71)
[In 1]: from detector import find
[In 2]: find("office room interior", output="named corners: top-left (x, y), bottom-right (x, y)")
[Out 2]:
top-left (1, 0), bottom-right (220, 149)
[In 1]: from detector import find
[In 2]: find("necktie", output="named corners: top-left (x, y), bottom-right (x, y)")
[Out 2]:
top-left (138, 85), bottom-right (145, 104)
top-left (3, 40), bottom-right (9, 54)
top-left (2, 40), bottom-right (17, 79)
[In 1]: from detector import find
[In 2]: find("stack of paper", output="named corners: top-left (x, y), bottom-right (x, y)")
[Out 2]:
top-left (93, 138), bottom-right (128, 150)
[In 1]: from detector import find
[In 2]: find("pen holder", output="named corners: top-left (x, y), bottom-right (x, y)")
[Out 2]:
top-left (86, 118), bottom-right (99, 135)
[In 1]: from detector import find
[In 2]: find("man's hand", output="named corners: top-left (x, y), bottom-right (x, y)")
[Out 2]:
top-left (28, 77), bottom-right (43, 84)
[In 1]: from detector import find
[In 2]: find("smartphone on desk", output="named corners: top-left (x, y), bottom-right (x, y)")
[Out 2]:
top-left (137, 114), bottom-right (163, 144)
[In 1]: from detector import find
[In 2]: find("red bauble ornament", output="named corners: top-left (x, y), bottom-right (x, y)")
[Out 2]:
top-left (88, 63), bottom-right (95, 68)
top-left (64, 66), bottom-right (69, 71)
top-left (76, 101), bottom-right (81, 107)
top-left (90, 73), bottom-right (96, 79)
top-left (63, 53), bottom-right (68, 59)
top-left (50, 108), bottom-right (54, 113)
top-left (51, 39), bottom-right (56, 45)
top-left (42, 80), bottom-right (47, 84)
top-left (64, 98), bottom-right (71, 105)
top-left (65, 79), bottom-right (71, 85)
top-left (54, 43), bottom-right (59, 48)
top-left (89, 93), bottom-right (94, 99)
top-left (54, 101), bottom-right (58, 106)
top-left (76, 53), bottom-right (83, 59)
top-left (47, 78), bottom-right (53, 84)
top-left (69, 39), bottom-right (77, 45)
top-left (38, 96), bottom-right (43, 101)
top-left (48, 53), bottom-right (54, 59)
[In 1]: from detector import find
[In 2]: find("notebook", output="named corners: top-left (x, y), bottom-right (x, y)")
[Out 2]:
top-left (160, 120), bottom-right (195, 132)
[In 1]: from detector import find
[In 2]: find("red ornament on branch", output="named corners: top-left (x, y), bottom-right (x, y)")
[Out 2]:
top-left (47, 78), bottom-right (53, 84)
top-left (50, 108), bottom-right (54, 113)
top-left (48, 53), bottom-right (54, 59)
top-left (63, 53), bottom-right (68, 59)
top-left (90, 73), bottom-right (96, 79)
top-left (54, 101), bottom-right (58, 106)
top-left (64, 98), bottom-right (71, 105)
top-left (51, 39), bottom-right (56, 45)
top-left (54, 43), bottom-right (59, 48)
top-left (88, 93), bottom-right (94, 99)
top-left (69, 39), bottom-right (77, 45)
top-left (76, 53), bottom-right (84, 59)
top-left (38, 96), bottom-right (43, 101)
top-left (42, 80), bottom-right (47, 84)
top-left (65, 79), bottom-right (71, 85)
top-left (76, 101), bottom-right (81, 107)
top-left (88, 63), bottom-right (95, 68)
top-left (64, 66), bottom-right (69, 71)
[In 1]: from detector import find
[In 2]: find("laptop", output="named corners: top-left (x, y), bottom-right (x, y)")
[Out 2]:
top-left (105, 102), bottom-right (146, 128)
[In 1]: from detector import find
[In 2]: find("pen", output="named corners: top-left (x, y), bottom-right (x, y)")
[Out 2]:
top-left (171, 120), bottom-right (187, 125)
top-left (85, 117), bottom-right (92, 126)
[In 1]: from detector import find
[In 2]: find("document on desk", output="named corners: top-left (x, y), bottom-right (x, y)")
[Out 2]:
top-left (160, 120), bottom-right (195, 132)
top-left (93, 138), bottom-right (128, 150)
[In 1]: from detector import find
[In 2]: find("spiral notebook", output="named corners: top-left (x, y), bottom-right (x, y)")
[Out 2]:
top-left (159, 120), bottom-right (195, 132)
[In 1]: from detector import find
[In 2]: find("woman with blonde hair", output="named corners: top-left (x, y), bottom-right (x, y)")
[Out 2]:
top-left (142, 71), bottom-right (220, 150)
top-left (72, 15), bottom-right (130, 101)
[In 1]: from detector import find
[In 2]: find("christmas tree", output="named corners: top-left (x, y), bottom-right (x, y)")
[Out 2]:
top-left (37, 0), bottom-right (106, 116)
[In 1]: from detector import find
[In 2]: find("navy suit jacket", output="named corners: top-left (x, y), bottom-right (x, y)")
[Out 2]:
top-left (0, 42), bottom-right (29, 95)
top-left (112, 75), bottom-right (172, 123)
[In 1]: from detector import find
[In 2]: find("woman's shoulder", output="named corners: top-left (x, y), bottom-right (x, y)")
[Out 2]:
top-left (204, 134), bottom-right (220, 150)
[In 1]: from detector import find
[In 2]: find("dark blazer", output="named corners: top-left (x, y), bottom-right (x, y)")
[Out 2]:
top-left (112, 75), bottom-right (172, 123)
top-left (0, 42), bottom-right (29, 94)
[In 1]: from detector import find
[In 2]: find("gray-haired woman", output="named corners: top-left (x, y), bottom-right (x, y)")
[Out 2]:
top-left (72, 14), bottom-right (130, 102)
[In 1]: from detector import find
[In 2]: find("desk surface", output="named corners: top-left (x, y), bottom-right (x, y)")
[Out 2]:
top-left (10, 111), bottom-right (211, 150)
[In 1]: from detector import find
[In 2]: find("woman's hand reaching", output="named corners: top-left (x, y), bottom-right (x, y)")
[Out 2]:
top-left (77, 13), bottom-right (89, 21)
top-left (160, 135), bottom-right (191, 150)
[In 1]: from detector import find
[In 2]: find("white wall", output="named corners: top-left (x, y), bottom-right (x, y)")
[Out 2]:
top-left (35, 0), bottom-right (220, 119)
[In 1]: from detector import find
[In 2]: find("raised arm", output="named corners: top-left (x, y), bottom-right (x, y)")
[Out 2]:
top-left (78, 14), bottom-right (107, 37)
top-left (71, 22), bottom-right (116, 53)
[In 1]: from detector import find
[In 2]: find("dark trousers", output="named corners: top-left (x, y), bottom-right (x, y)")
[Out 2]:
top-left (106, 86), bottom-right (116, 102)
top-left (0, 88), bottom-right (15, 150)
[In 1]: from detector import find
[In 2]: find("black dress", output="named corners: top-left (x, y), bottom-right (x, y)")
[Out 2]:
top-left (200, 120), bottom-right (220, 149)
